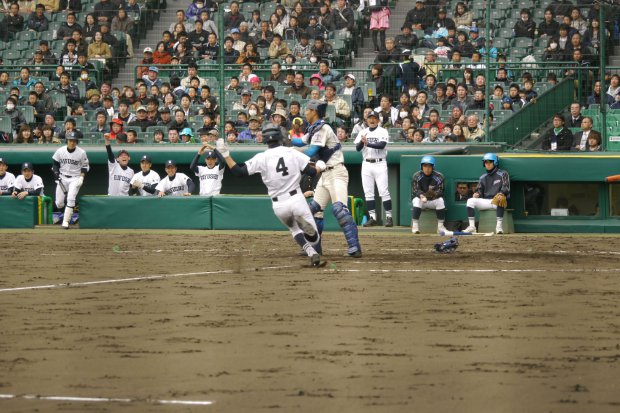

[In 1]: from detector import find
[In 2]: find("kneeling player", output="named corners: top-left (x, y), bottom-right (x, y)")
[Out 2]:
top-left (212, 123), bottom-right (324, 267)
top-left (465, 153), bottom-right (510, 234)
top-left (410, 156), bottom-right (446, 234)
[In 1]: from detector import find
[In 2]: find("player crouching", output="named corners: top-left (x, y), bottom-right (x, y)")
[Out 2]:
top-left (212, 123), bottom-right (325, 267)
top-left (465, 153), bottom-right (510, 234)
top-left (410, 156), bottom-right (447, 234)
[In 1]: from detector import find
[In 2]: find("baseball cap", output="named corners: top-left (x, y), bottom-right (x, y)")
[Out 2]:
top-left (143, 47), bottom-right (153, 53)
top-left (502, 96), bottom-right (512, 103)
top-left (401, 49), bottom-right (412, 56)
top-left (165, 160), bottom-right (176, 167)
top-left (0, 157), bottom-right (6, 164)
top-left (148, 66), bottom-right (159, 73)
top-left (110, 118), bottom-right (123, 126)
top-left (470, 27), bottom-right (479, 33)
top-left (66, 131), bottom-right (78, 140)
top-left (140, 155), bottom-right (152, 163)
top-left (180, 127), bottom-right (194, 137)
top-left (344, 73), bottom-right (356, 81)
top-left (205, 150), bottom-right (217, 159)
top-left (136, 106), bottom-right (147, 112)
top-left (230, 28), bottom-right (240, 34)
top-left (306, 99), bottom-right (327, 112)
top-left (248, 74), bottom-right (260, 83)
top-left (241, 88), bottom-right (251, 96)
top-left (438, 7), bottom-right (447, 13)
top-left (367, 110), bottom-right (380, 119)
top-left (208, 129), bottom-right (220, 137)
top-left (21, 162), bottom-right (33, 170)
top-left (272, 108), bottom-right (287, 118)
top-left (117, 149), bottom-right (130, 157)
top-left (158, 106), bottom-right (170, 113)
top-left (249, 115), bottom-right (261, 122)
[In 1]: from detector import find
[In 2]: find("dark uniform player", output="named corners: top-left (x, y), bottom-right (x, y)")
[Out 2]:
top-left (465, 153), bottom-right (510, 234)
top-left (410, 155), bottom-right (446, 234)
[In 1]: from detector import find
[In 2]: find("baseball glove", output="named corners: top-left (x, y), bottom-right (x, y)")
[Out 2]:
top-left (491, 193), bottom-right (507, 208)
top-left (425, 188), bottom-right (437, 199)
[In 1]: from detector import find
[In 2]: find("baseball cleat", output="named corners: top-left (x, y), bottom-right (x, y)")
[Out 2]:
top-left (385, 216), bottom-right (393, 227)
top-left (347, 250), bottom-right (362, 258)
top-left (495, 223), bottom-right (504, 234)
top-left (464, 225), bottom-right (477, 234)
top-left (437, 224), bottom-right (447, 234)
top-left (61, 222), bottom-right (69, 230)
top-left (411, 224), bottom-right (420, 234)
top-left (310, 254), bottom-right (321, 267)
top-left (363, 218), bottom-right (377, 227)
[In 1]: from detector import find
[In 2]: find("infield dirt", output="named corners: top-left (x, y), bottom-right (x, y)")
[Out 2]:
top-left (1, 230), bottom-right (619, 413)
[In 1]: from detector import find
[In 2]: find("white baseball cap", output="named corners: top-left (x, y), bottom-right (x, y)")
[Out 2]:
top-left (143, 47), bottom-right (153, 53)
top-left (345, 73), bottom-right (356, 81)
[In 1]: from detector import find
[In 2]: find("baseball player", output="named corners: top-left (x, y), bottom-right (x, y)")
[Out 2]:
top-left (410, 156), bottom-right (446, 234)
top-left (12, 162), bottom-right (44, 199)
top-left (190, 145), bottom-right (225, 196)
top-left (0, 157), bottom-right (16, 195)
top-left (212, 123), bottom-right (324, 267)
top-left (465, 153), bottom-right (511, 234)
top-left (355, 110), bottom-right (393, 227)
top-left (104, 137), bottom-right (134, 196)
top-left (52, 131), bottom-right (90, 229)
top-left (155, 160), bottom-right (195, 197)
top-left (130, 155), bottom-right (160, 196)
top-left (292, 99), bottom-right (362, 258)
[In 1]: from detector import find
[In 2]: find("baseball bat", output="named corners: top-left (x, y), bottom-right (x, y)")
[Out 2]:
top-left (56, 180), bottom-right (68, 194)
top-left (440, 230), bottom-right (495, 237)
top-left (605, 174), bottom-right (620, 183)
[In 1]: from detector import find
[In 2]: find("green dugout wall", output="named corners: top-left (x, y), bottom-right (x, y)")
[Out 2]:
top-left (400, 154), bottom-right (620, 233)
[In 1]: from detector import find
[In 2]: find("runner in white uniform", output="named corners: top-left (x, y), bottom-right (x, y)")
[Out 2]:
top-left (0, 157), bottom-right (16, 195)
top-left (52, 131), bottom-right (90, 229)
top-left (354, 110), bottom-right (393, 227)
top-left (104, 137), bottom-right (134, 196)
top-left (213, 122), bottom-right (324, 267)
top-left (155, 160), bottom-right (195, 196)
top-left (12, 162), bottom-right (44, 199)
top-left (190, 146), bottom-right (225, 196)
top-left (130, 155), bottom-right (161, 196)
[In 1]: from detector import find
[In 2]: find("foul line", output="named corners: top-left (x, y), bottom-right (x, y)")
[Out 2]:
top-left (0, 393), bottom-right (213, 406)
top-left (0, 265), bottom-right (296, 293)
top-left (326, 268), bottom-right (620, 273)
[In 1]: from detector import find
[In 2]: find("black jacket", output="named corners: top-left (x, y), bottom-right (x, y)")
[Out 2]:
top-left (541, 127), bottom-right (573, 151)
top-left (514, 19), bottom-right (536, 38)
top-left (476, 167), bottom-right (510, 199)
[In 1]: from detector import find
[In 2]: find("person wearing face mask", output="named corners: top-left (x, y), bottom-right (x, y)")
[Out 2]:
top-left (3, 98), bottom-right (27, 138)
top-left (398, 50), bottom-right (423, 94)
top-left (186, 0), bottom-right (212, 22)
top-left (543, 38), bottom-right (567, 61)
top-left (513, 9), bottom-right (536, 39)
top-left (78, 69), bottom-right (97, 93)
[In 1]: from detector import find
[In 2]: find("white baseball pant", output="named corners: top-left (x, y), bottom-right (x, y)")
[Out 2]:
top-left (412, 197), bottom-right (445, 210)
top-left (361, 161), bottom-right (390, 201)
top-left (313, 163), bottom-right (350, 217)
top-left (55, 176), bottom-right (82, 209)
top-left (272, 192), bottom-right (320, 256)
top-left (466, 197), bottom-right (497, 212)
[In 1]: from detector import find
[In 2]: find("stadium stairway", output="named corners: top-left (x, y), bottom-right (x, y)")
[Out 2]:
top-left (113, 4), bottom-right (179, 87)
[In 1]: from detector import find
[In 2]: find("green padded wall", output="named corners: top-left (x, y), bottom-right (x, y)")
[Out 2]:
top-left (79, 196), bottom-right (213, 229)
top-left (0, 197), bottom-right (38, 228)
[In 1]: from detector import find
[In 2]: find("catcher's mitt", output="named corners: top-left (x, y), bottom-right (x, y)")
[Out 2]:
top-left (491, 193), bottom-right (507, 208)
top-left (424, 188), bottom-right (437, 199)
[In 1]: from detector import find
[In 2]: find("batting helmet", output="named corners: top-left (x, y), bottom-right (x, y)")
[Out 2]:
top-left (482, 152), bottom-right (499, 167)
top-left (205, 150), bottom-right (217, 159)
top-left (420, 155), bottom-right (436, 169)
top-left (261, 122), bottom-right (283, 144)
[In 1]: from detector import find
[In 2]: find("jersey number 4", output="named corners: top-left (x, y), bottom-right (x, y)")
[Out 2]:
top-left (275, 157), bottom-right (289, 176)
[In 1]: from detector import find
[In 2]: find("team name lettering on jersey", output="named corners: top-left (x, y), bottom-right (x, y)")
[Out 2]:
top-left (114, 175), bottom-right (132, 183)
top-left (59, 159), bottom-right (81, 165)
top-left (201, 174), bottom-right (219, 180)
top-left (166, 185), bottom-right (186, 194)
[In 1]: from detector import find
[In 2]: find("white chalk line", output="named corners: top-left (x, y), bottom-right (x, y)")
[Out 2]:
top-left (0, 393), bottom-right (213, 406)
top-left (0, 265), bottom-right (297, 293)
top-left (325, 268), bottom-right (620, 273)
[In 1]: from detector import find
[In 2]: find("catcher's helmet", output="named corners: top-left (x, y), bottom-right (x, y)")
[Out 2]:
top-left (434, 237), bottom-right (459, 253)
top-left (261, 122), bottom-right (283, 144)
top-left (420, 155), bottom-right (436, 169)
top-left (483, 152), bottom-right (499, 167)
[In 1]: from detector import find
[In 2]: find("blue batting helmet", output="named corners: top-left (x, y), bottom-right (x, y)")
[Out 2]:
top-left (482, 153), bottom-right (499, 167)
top-left (420, 155), bottom-right (436, 169)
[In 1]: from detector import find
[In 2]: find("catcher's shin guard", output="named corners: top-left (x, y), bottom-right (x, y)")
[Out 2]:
top-left (309, 200), bottom-right (325, 235)
top-left (332, 201), bottom-right (361, 255)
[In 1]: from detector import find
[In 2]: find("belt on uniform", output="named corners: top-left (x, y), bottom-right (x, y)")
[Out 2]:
top-left (62, 174), bottom-right (79, 178)
top-left (325, 163), bottom-right (343, 170)
top-left (272, 189), bottom-right (298, 202)
top-left (365, 158), bottom-right (384, 163)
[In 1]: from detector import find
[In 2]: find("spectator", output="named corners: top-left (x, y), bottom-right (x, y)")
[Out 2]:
top-left (238, 116), bottom-right (261, 141)
top-left (587, 81), bottom-right (614, 106)
top-left (284, 16), bottom-right (301, 40)
top-left (88, 31), bottom-right (112, 63)
top-left (467, 90), bottom-right (486, 110)
top-left (222, 36), bottom-right (240, 64)
top-left (566, 102), bottom-right (583, 127)
top-left (169, 10), bottom-right (193, 33)
top-left (167, 128), bottom-right (180, 144)
top-left (452, 124), bottom-right (466, 142)
top-left (310, 36), bottom-right (333, 61)
top-left (305, 15), bottom-right (327, 41)
top-left (573, 116), bottom-right (601, 151)
top-left (374, 94), bottom-right (398, 128)
top-left (453, 2), bottom-right (473, 28)
top-left (200, 32), bottom-right (219, 60)
top-left (13, 67), bottom-right (35, 88)
top-left (94, 0), bottom-right (117, 23)
top-left (422, 109), bottom-right (445, 132)
top-left (585, 130), bottom-right (602, 152)
top-left (232, 89), bottom-right (252, 111)
top-left (463, 114), bottom-right (485, 141)
top-left (404, 0), bottom-right (431, 31)
top-left (422, 125), bottom-right (443, 143)
top-left (4, 98), bottom-right (27, 135)
top-left (142, 67), bottom-right (162, 88)
top-left (395, 24), bottom-right (418, 51)
top-left (541, 113), bottom-right (573, 151)
top-left (57, 12), bottom-right (82, 41)
top-left (369, 0), bottom-right (390, 52)
top-left (84, 89), bottom-right (102, 111)
top-left (398, 50), bottom-right (423, 92)
top-left (268, 13), bottom-right (284, 37)
top-left (186, 0), bottom-right (210, 22)
top-left (128, 106), bottom-right (156, 131)
top-left (323, 83), bottom-right (350, 122)
top-left (27, 4), bottom-right (49, 32)
top-left (284, 73), bottom-right (312, 98)
top-left (433, 7), bottom-right (456, 31)
top-left (91, 111), bottom-right (110, 133)
top-left (330, 0), bottom-right (354, 34)
top-left (455, 182), bottom-right (473, 201)
top-left (224, 1), bottom-right (245, 30)
top-left (293, 33), bottom-right (312, 59)
top-left (111, 9), bottom-right (135, 57)
top-left (268, 34), bottom-right (291, 59)
top-left (453, 31), bottom-right (475, 57)
top-left (153, 42), bottom-right (172, 65)
top-left (538, 8), bottom-right (559, 38)
top-left (569, 8), bottom-right (587, 35)
top-left (267, 62), bottom-right (286, 84)
top-left (337, 73), bottom-right (364, 120)
top-left (5, 3), bottom-right (24, 36)
top-left (514, 9), bottom-right (536, 38)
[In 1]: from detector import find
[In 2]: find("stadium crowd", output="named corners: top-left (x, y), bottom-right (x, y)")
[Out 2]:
top-left (0, 0), bottom-right (616, 151)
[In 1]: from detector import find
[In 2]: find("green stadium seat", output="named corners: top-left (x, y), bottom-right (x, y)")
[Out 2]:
top-left (17, 106), bottom-right (35, 124)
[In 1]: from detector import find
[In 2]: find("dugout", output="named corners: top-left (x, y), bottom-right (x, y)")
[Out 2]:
top-left (400, 154), bottom-right (620, 233)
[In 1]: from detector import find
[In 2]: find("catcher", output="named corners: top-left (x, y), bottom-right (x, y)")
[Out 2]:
top-left (410, 155), bottom-right (447, 234)
top-left (465, 153), bottom-right (510, 234)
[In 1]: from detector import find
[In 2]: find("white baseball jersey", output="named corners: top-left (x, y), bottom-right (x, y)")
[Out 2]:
top-left (195, 165), bottom-right (225, 196)
top-left (108, 160), bottom-right (134, 196)
top-left (304, 123), bottom-right (344, 167)
top-left (13, 174), bottom-right (44, 196)
top-left (130, 170), bottom-right (161, 196)
top-left (155, 173), bottom-right (192, 196)
top-left (356, 125), bottom-right (389, 160)
top-left (52, 146), bottom-right (90, 177)
top-left (0, 172), bottom-right (16, 194)
top-left (245, 146), bottom-right (310, 199)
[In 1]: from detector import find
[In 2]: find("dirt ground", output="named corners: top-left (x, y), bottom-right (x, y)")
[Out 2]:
top-left (1, 229), bottom-right (620, 413)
